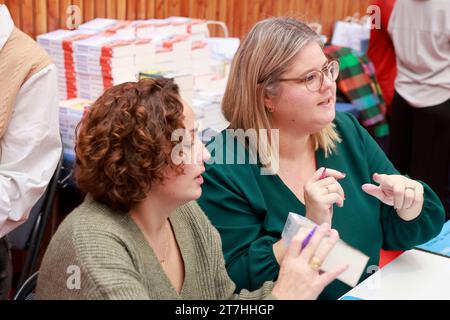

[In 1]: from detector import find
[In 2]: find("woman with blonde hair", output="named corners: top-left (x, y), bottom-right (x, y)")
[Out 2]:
top-left (198, 17), bottom-right (445, 299)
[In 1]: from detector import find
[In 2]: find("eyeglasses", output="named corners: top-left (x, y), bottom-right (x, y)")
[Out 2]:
top-left (278, 60), bottom-right (339, 92)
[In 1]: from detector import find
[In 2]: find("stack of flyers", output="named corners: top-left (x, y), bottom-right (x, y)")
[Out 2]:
top-left (59, 98), bottom-right (93, 161)
top-left (167, 16), bottom-right (192, 35)
top-left (77, 18), bottom-right (121, 31)
top-left (191, 40), bottom-right (212, 77)
top-left (187, 19), bottom-right (209, 42)
top-left (37, 16), bottom-right (229, 103)
top-left (72, 33), bottom-right (137, 100)
top-left (37, 29), bottom-right (98, 100)
top-left (138, 19), bottom-right (174, 36)
top-left (192, 89), bottom-right (229, 138)
top-left (78, 18), bottom-right (136, 40)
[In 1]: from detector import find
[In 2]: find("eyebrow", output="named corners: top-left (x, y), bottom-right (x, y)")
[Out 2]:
top-left (294, 60), bottom-right (329, 78)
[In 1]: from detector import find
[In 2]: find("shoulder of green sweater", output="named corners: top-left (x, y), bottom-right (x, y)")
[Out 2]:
top-left (59, 195), bottom-right (135, 245)
top-left (334, 112), bottom-right (364, 136)
top-left (333, 111), bottom-right (372, 153)
top-left (173, 201), bottom-right (221, 245)
top-left (173, 201), bottom-right (214, 231)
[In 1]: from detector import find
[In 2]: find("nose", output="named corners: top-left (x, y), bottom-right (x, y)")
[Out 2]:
top-left (201, 144), bottom-right (211, 163)
top-left (320, 71), bottom-right (334, 92)
top-left (196, 142), bottom-right (211, 164)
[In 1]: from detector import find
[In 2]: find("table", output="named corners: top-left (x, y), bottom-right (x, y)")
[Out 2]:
top-left (341, 249), bottom-right (450, 300)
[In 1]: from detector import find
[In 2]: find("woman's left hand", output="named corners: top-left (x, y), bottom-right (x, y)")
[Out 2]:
top-left (361, 173), bottom-right (424, 221)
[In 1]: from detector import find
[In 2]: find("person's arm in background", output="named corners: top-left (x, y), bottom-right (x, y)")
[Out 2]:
top-left (345, 113), bottom-right (445, 249)
top-left (0, 64), bottom-right (62, 237)
top-left (198, 159), bottom-right (281, 292)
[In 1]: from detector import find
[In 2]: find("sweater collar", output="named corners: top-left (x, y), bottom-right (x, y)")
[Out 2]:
top-left (0, 5), bottom-right (14, 52)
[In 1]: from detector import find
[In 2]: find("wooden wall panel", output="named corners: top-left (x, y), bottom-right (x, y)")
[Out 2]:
top-left (4, 0), bottom-right (21, 27)
top-left (20, 0), bottom-right (35, 36)
top-left (47, 0), bottom-right (60, 32)
top-left (2, 0), bottom-right (372, 40)
top-left (59, 0), bottom-right (71, 29)
top-left (35, 0), bottom-right (48, 36)
top-left (83, 0), bottom-right (95, 22)
top-left (95, 0), bottom-right (107, 18)
top-left (155, 0), bottom-right (164, 18)
top-left (135, 0), bottom-right (146, 19)
top-left (106, 0), bottom-right (117, 18)
top-left (126, 0), bottom-right (136, 20)
top-left (116, 0), bottom-right (126, 19)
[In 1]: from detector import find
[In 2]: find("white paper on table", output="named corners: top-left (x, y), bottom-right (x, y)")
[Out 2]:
top-left (281, 212), bottom-right (370, 287)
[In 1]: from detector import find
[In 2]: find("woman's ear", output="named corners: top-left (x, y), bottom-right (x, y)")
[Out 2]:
top-left (264, 96), bottom-right (275, 113)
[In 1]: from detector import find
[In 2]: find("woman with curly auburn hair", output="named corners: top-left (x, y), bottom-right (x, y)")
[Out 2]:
top-left (35, 77), bottom-right (347, 300)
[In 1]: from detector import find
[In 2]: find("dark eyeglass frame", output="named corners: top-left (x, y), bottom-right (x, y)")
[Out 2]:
top-left (277, 59), bottom-right (340, 92)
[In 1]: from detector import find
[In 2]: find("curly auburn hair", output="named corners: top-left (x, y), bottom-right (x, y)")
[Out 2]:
top-left (75, 77), bottom-right (185, 212)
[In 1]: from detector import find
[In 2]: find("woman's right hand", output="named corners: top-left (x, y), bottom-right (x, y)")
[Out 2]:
top-left (304, 167), bottom-right (346, 225)
top-left (271, 223), bottom-right (348, 300)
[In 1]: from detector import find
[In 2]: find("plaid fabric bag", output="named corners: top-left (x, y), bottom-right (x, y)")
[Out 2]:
top-left (324, 45), bottom-right (389, 138)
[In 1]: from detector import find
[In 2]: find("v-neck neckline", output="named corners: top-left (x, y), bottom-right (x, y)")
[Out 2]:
top-left (271, 147), bottom-right (325, 209)
top-left (126, 212), bottom-right (190, 298)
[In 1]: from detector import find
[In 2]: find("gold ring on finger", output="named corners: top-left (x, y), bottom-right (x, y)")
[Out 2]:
top-left (309, 256), bottom-right (322, 272)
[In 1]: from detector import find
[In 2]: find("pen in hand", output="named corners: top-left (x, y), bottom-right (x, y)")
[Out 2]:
top-left (301, 226), bottom-right (317, 251)
top-left (320, 168), bottom-right (334, 215)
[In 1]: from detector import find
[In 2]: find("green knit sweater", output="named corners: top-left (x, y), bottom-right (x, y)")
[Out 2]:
top-left (36, 197), bottom-right (275, 300)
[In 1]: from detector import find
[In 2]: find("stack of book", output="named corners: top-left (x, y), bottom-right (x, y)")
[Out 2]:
top-left (72, 32), bottom-right (137, 100)
top-left (59, 98), bottom-right (93, 161)
top-left (37, 29), bottom-right (97, 100)
top-left (192, 87), bottom-right (229, 143)
top-left (38, 17), bottom-right (217, 102)
top-left (187, 19), bottom-right (212, 82)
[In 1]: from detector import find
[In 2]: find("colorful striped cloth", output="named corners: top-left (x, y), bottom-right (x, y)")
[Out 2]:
top-left (324, 45), bottom-right (389, 138)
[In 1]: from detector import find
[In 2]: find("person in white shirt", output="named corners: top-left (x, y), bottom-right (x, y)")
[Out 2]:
top-left (388, 0), bottom-right (450, 218)
top-left (0, 5), bottom-right (62, 299)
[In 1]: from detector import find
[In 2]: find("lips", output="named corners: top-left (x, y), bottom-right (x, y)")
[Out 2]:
top-left (195, 174), bottom-right (204, 184)
top-left (195, 168), bottom-right (205, 183)
top-left (318, 97), bottom-right (332, 106)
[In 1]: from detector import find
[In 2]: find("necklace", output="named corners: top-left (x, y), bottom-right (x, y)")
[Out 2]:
top-left (158, 221), bottom-right (170, 264)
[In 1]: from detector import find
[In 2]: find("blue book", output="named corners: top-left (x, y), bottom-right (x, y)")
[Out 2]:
top-left (339, 295), bottom-right (365, 300)
top-left (415, 220), bottom-right (450, 258)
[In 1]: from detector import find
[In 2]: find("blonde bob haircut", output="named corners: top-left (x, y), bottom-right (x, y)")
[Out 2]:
top-left (222, 17), bottom-right (341, 170)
